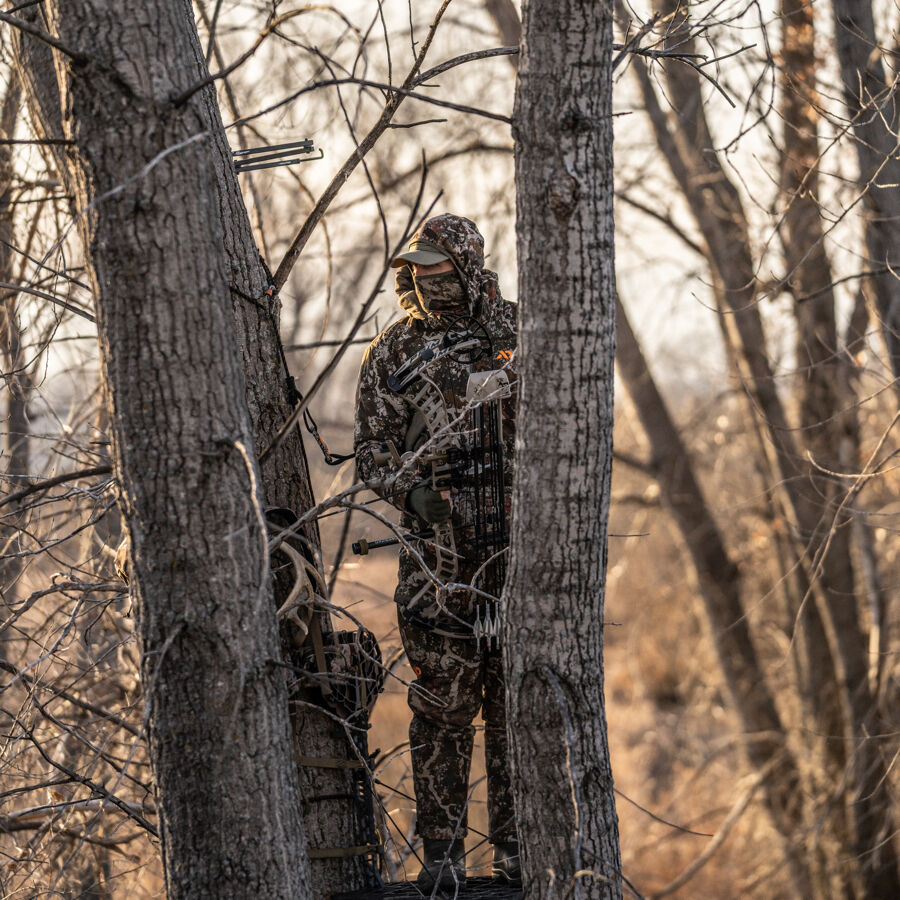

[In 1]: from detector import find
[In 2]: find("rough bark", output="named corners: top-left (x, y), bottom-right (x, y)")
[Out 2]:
top-left (177, 5), bottom-right (378, 891)
top-left (831, 0), bottom-right (900, 379)
top-left (14, 4), bottom-right (378, 893)
top-left (506, 1), bottom-right (622, 897)
top-left (43, 3), bottom-right (311, 897)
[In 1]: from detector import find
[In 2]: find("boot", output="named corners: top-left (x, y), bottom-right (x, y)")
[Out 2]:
top-left (417, 838), bottom-right (466, 892)
top-left (492, 841), bottom-right (522, 886)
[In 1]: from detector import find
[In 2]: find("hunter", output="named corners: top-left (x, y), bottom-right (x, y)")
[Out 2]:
top-left (354, 213), bottom-right (520, 890)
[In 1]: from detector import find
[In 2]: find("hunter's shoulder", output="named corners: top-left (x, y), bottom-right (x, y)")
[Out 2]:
top-left (489, 298), bottom-right (518, 336)
top-left (500, 298), bottom-right (517, 323)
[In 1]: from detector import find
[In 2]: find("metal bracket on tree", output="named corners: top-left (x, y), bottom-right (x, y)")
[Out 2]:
top-left (232, 139), bottom-right (323, 173)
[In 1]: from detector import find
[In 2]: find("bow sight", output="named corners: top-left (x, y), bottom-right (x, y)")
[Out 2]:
top-left (387, 316), bottom-right (489, 392)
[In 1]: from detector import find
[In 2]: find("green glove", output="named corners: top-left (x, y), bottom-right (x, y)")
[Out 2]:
top-left (407, 484), bottom-right (451, 524)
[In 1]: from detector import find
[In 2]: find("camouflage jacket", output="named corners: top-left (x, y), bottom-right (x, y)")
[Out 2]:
top-left (354, 215), bottom-right (518, 558)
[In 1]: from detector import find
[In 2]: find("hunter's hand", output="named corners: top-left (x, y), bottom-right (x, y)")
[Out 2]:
top-left (407, 484), bottom-right (451, 524)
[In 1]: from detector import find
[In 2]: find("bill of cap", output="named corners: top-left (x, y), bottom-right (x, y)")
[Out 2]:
top-left (390, 239), bottom-right (450, 268)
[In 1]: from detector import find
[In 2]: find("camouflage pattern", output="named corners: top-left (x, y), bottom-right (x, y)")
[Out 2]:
top-left (354, 214), bottom-right (518, 842)
top-left (401, 618), bottom-right (516, 842)
top-left (412, 271), bottom-right (467, 314)
top-left (391, 213), bottom-right (505, 317)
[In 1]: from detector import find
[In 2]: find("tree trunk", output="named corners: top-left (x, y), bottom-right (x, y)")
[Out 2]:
top-left (506, 1), bottom-right (622, 897)
top-left (780, 2), bottom-right (899, 892)
top-left (177, 3), bottom-right (379, 891)
top-left (44, 2), bottom-right (311, 896)
top-left (831, 0), bottom-right (900, 379)
top-left (15, 3), bottom-right (379, 892)
top-left (0, 73), bottom-right (29, 600)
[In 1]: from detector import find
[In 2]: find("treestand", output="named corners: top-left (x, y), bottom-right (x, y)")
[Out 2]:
top-left (333, 878), bottom-right (523, 898)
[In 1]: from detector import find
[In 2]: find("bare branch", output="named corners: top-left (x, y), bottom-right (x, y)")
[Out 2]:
top-left (0, 464), bottom-right (111, 510)
top-left (272, 0), bottom-right (452, 290)
top-left (0, 8), bottom-right (88, 62)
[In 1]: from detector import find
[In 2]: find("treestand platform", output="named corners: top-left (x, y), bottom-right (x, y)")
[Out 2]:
top-left (333, 877), bottom-right (522, 898)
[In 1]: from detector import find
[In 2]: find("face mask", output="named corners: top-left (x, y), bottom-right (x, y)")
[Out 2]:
top-left (414, 271), bottom-right (467, 313)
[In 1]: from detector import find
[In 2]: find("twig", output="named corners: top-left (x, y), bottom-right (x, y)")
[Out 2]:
top-left (173, 8), bottom-right (312, 106)
top-left (283, 336), bottom-right (375, 351)
top-left (0, 237), bottom-right (92, 291)
top-left (0, 280), bottom-right (95, 322)
top-left (0, 465), bottom-right (111, 509)
top-left (414, 45), bottom-right (519, 83)
top-left (262, 170), bottom-right (438, 460)
top-left (23, 732), bottom-right (157, 836)
top-left (615, 191), bottom-right (705, 257)
top-left (0, 137), bottom-right (73, 145)
top-left (203, 0), bottom-right (225, 65)
top-left (648, 766), bottom-right (771, 898)
top-left (0, 8), bottom-right (88, 62)
top-left (0, 799), bottom-right (153, 834)
top-left (614, 789), bottom-right (712, 837)
top-left (612, 12), bottom-right (660, 70)
top-left (389, 118), bottom-right (447, 129)
top-left (272, 0), bottom-right (451, 290)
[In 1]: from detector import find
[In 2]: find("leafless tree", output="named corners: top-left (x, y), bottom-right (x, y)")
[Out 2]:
top-left (505, 0), bottom-right (623, 897)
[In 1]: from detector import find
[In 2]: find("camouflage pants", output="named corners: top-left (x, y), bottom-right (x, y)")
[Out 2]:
top-left (398, 613), bottom-right (517, 844)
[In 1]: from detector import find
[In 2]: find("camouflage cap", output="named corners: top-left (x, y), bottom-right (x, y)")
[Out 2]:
top-left (394, 214), bottom-right (501, 314)
top-left (391, 238), bottom-right (450, 268)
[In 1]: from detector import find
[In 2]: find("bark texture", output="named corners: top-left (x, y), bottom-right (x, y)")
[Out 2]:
top-left (0, 74), bottom-right (29, 598)
top-left (44, 3), bottom-right (310, 897)
top-left (15, 3), bottom-right (378, 893)
top-left (177, 5), bottom-right (378, 891)
top-left (506, 1), bottom-right (622, 897)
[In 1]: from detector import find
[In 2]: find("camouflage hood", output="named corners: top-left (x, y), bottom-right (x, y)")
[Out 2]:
top-left (395, 214), bottom-right (503, 319)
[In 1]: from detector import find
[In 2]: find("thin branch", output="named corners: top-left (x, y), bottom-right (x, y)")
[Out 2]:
top-left (203, 0), bottom-right (225, 66)
top-left (648, 766), bottom-right (771, 899)
top-left (414, 45), bottom-right (519, 83)
top-left (173, 8), bottom-right (311, 106)
top-left (20, 726), bottom-right (157, 836)
top-left (0, 800), bottom-right (151, 835)
top-left (283, 336), bottom-right (374, 352)
top-left (389, 117), bottom-right (447, 129)
top-left (612, 449), bottom-right (657, 476)
top-left (615, 191), bottom-right (705, 256)
top-left (0, 137), bottom-right (72, 145)
top-left (0, 465), bottom-right (111, 509)
top-left (613, 11), bottom-right (660, 70)
top-left (0, 8), bottom-right (87, 62)
top-left (262, 174), bottom-right (439, 461)
top-left (8, 0), bottom-right (46, 12)
top-left (0, 280), bottom-right (95, 321)
top-left (272, 0), bottom-right (451, 290)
